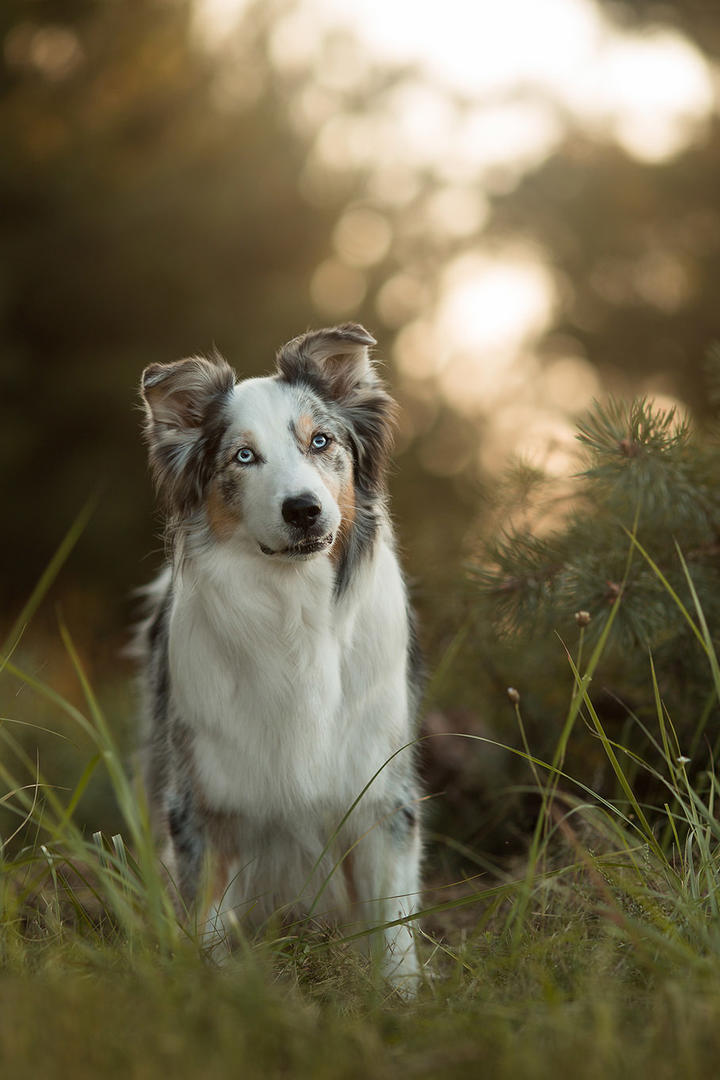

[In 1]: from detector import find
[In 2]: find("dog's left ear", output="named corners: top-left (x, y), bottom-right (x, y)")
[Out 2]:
top-left (277, 324), bottom-right (395, 493)
top-left (276, 323), bottom-right (377, 400)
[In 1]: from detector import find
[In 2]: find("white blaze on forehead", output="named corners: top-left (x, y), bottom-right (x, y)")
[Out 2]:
top-left (226, 377), bottom-right (304, 451)
top-left (223, 375), bottom-right (343, 551)
top-left (225, 375), bottom-right (330, 500)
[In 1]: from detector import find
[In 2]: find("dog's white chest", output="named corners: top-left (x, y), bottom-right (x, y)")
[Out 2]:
top-left (168, 552), bottom-right (361, 816)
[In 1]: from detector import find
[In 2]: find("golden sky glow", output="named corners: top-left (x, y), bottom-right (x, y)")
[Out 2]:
top-left (197, 0), bottom-right (709, 474)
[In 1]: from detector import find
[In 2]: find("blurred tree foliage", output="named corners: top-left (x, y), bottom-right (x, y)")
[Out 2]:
top-left (490, 0), bottom-right (720, 414)
top-left (3, 0), bottom-right (720, 650)
top-left (427, 383), bottom-right (720, 853)
top-left (0, 0), bottom-right (341, 616)
top-left (495, 139), bottom-right (720, 411)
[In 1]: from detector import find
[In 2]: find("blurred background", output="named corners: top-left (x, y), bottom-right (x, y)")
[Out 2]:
top-left (3, 0), bottom-right (720, 857)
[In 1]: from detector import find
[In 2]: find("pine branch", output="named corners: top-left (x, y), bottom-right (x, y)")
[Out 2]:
top-left (576, 396), bottom-right (690, 464)
top-left (472, 393), bottom-right (720, 657)
top-left (575, 397), bottom-right (712, 534)
top-left (470, 529), bottom-right (568, 636)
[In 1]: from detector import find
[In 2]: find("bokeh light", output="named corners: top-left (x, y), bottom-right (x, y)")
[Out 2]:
top-left (195, 0), bottom-right (717, 472)
top-left (4, 0), bottom-right (720, 612)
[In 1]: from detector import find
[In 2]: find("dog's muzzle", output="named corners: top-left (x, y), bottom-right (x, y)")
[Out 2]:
top-left (281, 493), bottom-right (322, 531)
top-left (259, 533), bottom-right (334, 558)
top-left (257, 492), bottom-right (333, 557)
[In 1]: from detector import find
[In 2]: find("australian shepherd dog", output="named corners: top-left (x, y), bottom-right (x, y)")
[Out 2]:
top-left (137, 323), bottom-right (422, 990)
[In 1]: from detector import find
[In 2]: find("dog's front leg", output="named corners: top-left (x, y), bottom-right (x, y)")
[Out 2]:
top-left (165, 784), bottom-right (207, 914)
top-left (350, 806), bottom-right (423, 995)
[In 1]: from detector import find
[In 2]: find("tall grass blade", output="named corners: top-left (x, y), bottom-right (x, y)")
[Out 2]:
top-left (0, 497), bottom-right (97, 669)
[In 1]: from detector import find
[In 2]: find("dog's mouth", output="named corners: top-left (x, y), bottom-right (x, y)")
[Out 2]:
top-left (259, 533), bottom-right (334, 558)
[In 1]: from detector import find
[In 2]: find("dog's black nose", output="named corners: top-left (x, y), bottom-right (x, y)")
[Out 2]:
top-left (282, 493), bottom-right (322, 530)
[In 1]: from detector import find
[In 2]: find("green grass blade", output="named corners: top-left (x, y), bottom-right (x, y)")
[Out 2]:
top-left (674, 542), bottom-right (720, 703)
top-left (0, 497), bottom-right (97, 669)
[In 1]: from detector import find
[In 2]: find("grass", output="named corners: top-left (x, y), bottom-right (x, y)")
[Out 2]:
top-left (3, 531), bottom-right (720, 1077)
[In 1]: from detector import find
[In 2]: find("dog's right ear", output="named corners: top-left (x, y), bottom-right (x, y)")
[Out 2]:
top-left (140, 354), bottom-right (235, 511)
top-left (141, 355), bottom-right (234, 430)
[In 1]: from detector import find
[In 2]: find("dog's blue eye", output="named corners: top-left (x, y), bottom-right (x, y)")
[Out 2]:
top-left (311, 433), bottom-right (330, 451)
top-left (236, 447), bottom-right (256, 465)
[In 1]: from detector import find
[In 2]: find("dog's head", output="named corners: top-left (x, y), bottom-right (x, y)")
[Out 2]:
top-left (140, 324), bottom-right (395, 565)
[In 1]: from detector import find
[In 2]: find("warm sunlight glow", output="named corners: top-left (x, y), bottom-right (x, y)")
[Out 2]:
top-left (376, 275), bottom-right (429, 329)
top-left (424, 187), bottom-right (489, 239)
top-left (194, 0), bottom-right (716, 470)
top-left (540, 357), bottom-right (601, 413)
top-left (443, 102), bottom-right (563, 183)
top-left (323, 0), bottom-right (603, 98)
top-left (394, 249), bottom-right (557, 415)
top-left (310, 258), bottom-right (366, 315)
top-left (437, 252), bottom-right (555, 357)
top-left (572, 27), bottom-right (715, 162)
top-left (478, 405), bottom-right (578, 476)
top-left (198, 0), bottom-right (716, 168)
top-left (194, 0), bottom-right (252, 46)
top-left (333, 207), bottom-right (392, 268)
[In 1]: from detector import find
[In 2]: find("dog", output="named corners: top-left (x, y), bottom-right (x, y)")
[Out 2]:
top-left (136, 324), bottom-right (423, 989)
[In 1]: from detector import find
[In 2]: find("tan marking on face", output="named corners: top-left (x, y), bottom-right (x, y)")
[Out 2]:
top-left (330, 467), bottom-right (356, 565)
top-left (337, 471), bottom-right (356, 532)
top-left (296, 413), bottom-right (315, 446)
top-left (321, 466), bottom-right (340, 501)
top-left (206, 483), bottom-right (240, 541)
top-left (234, 430), bottom-right (256, 450)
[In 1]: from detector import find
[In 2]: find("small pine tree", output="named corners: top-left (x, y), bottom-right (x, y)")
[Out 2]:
top-left (460, 373), bottom-right (720, 833)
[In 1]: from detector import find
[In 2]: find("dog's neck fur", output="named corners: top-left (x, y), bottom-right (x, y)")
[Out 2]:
top-left (173, 531), bottom-right (338, 636)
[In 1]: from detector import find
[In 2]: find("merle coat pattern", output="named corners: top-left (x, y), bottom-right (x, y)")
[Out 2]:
top-left (137, 324), bottom-right (422, 989)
